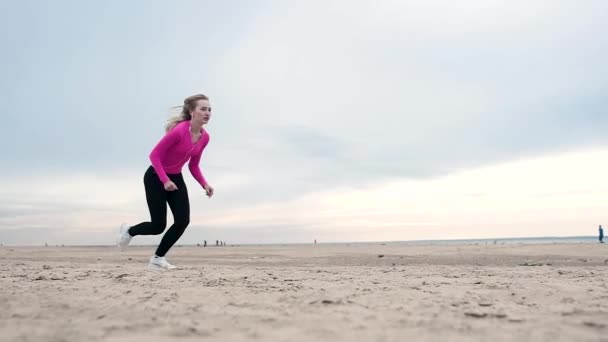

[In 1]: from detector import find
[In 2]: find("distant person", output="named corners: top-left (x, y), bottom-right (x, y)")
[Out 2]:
top-left (216, 240), bottom-right (219, 246)
top-left (314, 239), bottom-right (317, 245)
top-left (116, 94), bottom-right (215, 271)
top-left (599, 225), bottom-right (604, 243)
top-left (204, 240), bottom-right (207, 247)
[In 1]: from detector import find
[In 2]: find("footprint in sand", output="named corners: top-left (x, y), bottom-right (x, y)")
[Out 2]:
top-left (583, 321), bottom-right (607, 329)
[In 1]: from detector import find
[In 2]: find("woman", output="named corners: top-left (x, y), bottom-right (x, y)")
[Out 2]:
top-left (117, 94), bottom-right (214, 271)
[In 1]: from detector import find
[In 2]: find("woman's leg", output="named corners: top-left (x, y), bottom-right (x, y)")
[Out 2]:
top-left (128, 167), bottom-right (168, 236)
top-left (154, 174), bottom-right (190, 257)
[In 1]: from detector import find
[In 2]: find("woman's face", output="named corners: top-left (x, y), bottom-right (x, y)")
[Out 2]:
top-left (191, 99), bottom-right (211, 125)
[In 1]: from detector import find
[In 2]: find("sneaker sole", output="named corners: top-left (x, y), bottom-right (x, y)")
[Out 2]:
top-left (147, 263), bottom-right (177, 271)
top-left (148, 264), bottom-right (166, 272)
top-left (117, 224), bottom-right (130, 251)
top-left (117, 237), bottom-right (127, 251)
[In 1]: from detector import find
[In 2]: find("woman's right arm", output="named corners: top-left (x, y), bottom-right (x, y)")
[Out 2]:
top-left (149, 126), bottom-right (181, 185)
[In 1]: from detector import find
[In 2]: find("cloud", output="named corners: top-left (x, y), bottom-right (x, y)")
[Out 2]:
top-left (2, 0), bottom-right (606, 182)
top-left (2, 147), bottom-right (607, 245)
top-left (0, 1), bottom-right (607, 244)
top-left (206, 0), bottom-right (608, 191)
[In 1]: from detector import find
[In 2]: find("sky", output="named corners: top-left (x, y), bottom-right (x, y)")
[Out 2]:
top-left (1, 0), bottom-right (607, 245)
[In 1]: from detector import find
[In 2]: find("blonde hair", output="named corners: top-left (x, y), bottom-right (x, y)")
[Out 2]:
top-left (165, 94), bottom-right (209, 132)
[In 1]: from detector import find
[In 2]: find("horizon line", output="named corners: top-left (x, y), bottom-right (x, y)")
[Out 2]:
top-left (0, 235), bottom-right (598, 248)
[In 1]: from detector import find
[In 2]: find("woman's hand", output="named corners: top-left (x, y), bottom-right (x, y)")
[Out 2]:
top-left (203, 184), bottom-right (214, 198)
top-left (164, 180), bottom-right (178, 191)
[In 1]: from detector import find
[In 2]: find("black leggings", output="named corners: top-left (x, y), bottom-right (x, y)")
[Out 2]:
top-left (128, 166), bottom-right (190, 257)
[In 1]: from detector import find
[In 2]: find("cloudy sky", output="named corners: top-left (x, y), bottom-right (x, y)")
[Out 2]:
top-left (1, 0), bottom-right (607, 245)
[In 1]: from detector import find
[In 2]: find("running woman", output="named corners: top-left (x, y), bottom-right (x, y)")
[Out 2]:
top-left (117, 94), bottom-right (214, 270)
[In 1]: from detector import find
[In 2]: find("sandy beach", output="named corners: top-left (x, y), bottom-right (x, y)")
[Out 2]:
top-left (1, 242), bottom-right (607, 342)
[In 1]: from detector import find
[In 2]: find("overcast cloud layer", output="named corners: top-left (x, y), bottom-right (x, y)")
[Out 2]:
top-left (1, 0), bottom-right (607, 245)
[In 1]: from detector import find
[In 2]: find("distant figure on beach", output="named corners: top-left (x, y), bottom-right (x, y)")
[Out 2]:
top-left (314, 239), bottom-right (317, 245)
top-left (599, 225), bottom-right (604, 243)
top-left (204, 240), bottom-right (207, 247)
top-left (216, 240), bottom-right (219, 246)
top-left (116, 94), bottom-right (214, 271)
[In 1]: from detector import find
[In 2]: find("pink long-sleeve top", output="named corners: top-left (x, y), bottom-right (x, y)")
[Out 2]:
top-left (149, 120), bottom-right (210, 187)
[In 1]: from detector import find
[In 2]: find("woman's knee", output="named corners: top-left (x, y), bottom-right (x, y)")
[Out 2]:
top-left (150, 220), bottom-right (167, 234)
top-left (175, 216), bottom-right (190, 229)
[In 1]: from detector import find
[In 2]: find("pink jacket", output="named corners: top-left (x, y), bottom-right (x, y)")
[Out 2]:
top-left (149, 120), bottom-right (210, 187)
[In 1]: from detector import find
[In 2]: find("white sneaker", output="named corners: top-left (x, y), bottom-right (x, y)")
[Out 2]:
top-left (148, 256), bottom-right (177, 271)
top-left (117, 223), bottom-right (132, 251)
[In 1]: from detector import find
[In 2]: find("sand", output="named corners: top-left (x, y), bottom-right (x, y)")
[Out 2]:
top-left (1, 242), bottom-right (608, 342)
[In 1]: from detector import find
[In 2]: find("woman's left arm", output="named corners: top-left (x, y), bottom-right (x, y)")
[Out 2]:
top-left (189, 138), bottom-right (213, 197)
